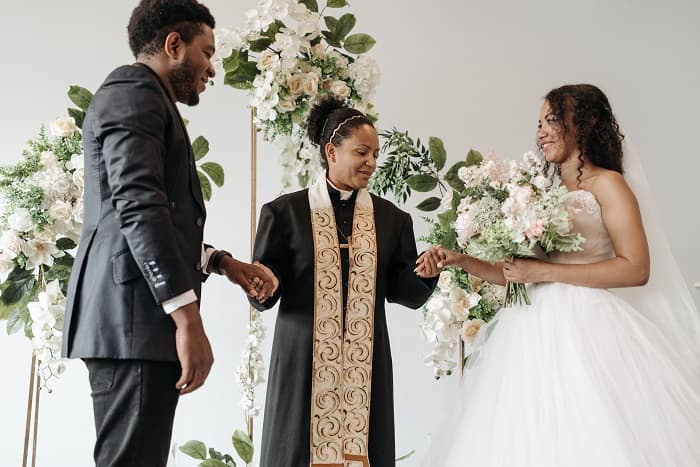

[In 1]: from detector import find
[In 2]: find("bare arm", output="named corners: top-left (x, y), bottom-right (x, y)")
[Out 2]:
top-left (504, 171), bottom-right (650, 288)
top-left (418, 246), bottom-right (507, 285)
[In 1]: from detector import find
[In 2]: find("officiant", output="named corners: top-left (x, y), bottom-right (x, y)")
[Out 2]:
top-left (250, 97), bottom-right (441, 467)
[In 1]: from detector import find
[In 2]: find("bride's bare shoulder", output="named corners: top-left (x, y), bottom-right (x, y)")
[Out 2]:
top-left (589, 169), bottom-right (638, 210)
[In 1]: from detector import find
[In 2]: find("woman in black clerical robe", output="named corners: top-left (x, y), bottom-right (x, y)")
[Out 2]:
top-left (250, 98), bottom-right (440, 467)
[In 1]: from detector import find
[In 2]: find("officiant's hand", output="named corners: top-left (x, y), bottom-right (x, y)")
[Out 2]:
top-left (220, 257), bottom-right (277, 301)
top-left (415, 247), bottom-right (443, 278)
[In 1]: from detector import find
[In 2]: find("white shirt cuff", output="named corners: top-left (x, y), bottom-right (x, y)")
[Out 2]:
top-left (162, 289), bottom-right (198, 314)
top-left (202, 245), bottom-right (216, 273)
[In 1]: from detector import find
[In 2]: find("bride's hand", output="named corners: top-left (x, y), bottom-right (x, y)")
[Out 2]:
top-left (502, 258), bottom-right (548, 283)
top-left (416, 246), bottom-right (463, 273)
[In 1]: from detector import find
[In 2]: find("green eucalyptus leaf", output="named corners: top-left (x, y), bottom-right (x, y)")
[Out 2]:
top-left (192, 136), bottom-right (210, 161)
top-left (442, 229), bottom-right (458, 250)
top-left (438, 210), bottom-right (457, 230)
top-left (198, 172), bottom-right (212, 201)
top-left (343, 33), bottom-right (376, 54)
top-left (336, 14), bottom-right (356, 39)
top-left (327, 0), bottom-right (348, 7)
top-left (429, 136), bottom-right (447, 171)
top-left (321, 30), bottom-right (342, 47)
top-left (224, 62), bottom-right (258, 89)
top-left (179, 440), bottom-right (208, 460)
top-left (200, 162), bottom-right (225, 187)
top-left (299, 0), bottom-right (319, 12)
top-left (298, 172), bottom-right (310, 188)
top-left (222, 50), bottom-right (242, 73)
top-left (444, 161), bottom-right (467, 192)
top-left (248, 37), bottom-right (273, 52)
top-left (67, 108), bottom-right (85, 129)
top-left (406, 174), bottom-right (438, 192)
top-left (6, 308), bottom-right (23, 335)
top-left (416, 196), bottom-right (441, 212)
top-left (465, 149), bottom-right (483, 167)
top-left (1, 276), bottom-right (36, 305)
top-left (200, 459), bottom-right (229, 467)
top-left (68, 85), bottom-right (94, 111)
top-left (208, 448), bottom-right (224, 460)
top-left (232, 429), bottom-right (254, 464)
top-left (324, 16), bottom-right (339, 33)
top-left (56, 238), bottom-right (77, 251)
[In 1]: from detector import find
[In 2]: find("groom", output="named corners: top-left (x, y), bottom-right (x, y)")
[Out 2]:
top-left (61, 1), bottom-right (276, 466)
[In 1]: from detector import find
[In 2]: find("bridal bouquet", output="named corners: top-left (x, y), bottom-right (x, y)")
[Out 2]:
top-left (420, 268), bottom-right (504, 378)
top-left (215, 0), bottom-right (380, 188)
top-left (454, 150), bottom-right (585, 305)
top-left (0, 115), bottom-right (84, 388)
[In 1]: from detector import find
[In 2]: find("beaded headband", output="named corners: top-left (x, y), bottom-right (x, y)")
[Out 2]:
top-left (327, 115), bottom-right (364, 143)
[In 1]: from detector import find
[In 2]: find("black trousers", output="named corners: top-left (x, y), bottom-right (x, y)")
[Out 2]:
top-left (84, 359), bottom-right (180, 467)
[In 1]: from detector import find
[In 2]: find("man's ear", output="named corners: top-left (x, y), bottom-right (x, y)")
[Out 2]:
top-left (163, 32), bottom-right (183, 60)
top-left (325, 143), bottom-right (337, 163)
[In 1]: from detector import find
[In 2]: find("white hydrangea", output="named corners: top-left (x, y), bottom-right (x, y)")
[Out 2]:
top-left (348, 55), bottom-right (380, 101)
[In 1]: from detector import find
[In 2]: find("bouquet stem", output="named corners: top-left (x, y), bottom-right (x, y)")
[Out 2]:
top-left (504, 281), bottom-right (531, 307)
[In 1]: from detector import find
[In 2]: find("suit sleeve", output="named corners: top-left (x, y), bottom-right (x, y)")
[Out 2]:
top-left (386, 211), bottom-right (438, 309)
top-left (93, 79), bottom-right (191, 303)
top-left (249, 202), bottom-right (286, 311)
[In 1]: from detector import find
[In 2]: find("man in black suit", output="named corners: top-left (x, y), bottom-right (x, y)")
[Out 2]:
top-left (61, 1), bottom-right (276, 466)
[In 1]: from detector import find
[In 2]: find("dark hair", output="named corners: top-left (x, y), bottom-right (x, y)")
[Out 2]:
top-left (307, 97), bottom-right (375, 168)
top-left (127, 0), bottom-right (216, 58)
top-left (544, 84), bottom-right (624, 185)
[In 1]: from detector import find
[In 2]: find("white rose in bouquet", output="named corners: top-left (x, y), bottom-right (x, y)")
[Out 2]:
top-left (461, 319), bottom-right (486, 344)
top-left (0, 230), bottom-right (24, 259)
top-left (329, 80), bottom-right (351, 98)
top-left (302, 73), bottom-right (319, 96)
top-left (8, 208), bottom-right (33, 232)
top-left (49, 116), bottom-right (77, 138)
top-left (49, 200), bottom-right (73, 222)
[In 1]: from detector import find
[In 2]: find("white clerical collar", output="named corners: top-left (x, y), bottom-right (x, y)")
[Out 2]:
top-left (326, 178), bottom-right (354, 201)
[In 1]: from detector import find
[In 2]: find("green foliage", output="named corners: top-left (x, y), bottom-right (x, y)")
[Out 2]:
top-left (67, 85), bottom-right (93, 111)
top-left (343, 33), bottom-right (376, 54)
top-left (179, 429), bottom-right (253, 467)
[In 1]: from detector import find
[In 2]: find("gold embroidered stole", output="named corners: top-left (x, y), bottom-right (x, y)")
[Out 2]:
top-left (308, 179), bottom-right (378, 467)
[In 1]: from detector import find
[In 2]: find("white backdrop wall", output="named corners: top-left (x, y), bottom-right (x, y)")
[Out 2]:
top-left (1, 0), bottom-right (699, 465)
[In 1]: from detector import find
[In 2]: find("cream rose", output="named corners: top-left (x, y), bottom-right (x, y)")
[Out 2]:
top-left (287, 74), bottom-right (305, 96)
top-left (257, 50), bottom-right (280, 71)
top-left (50, 116), bottom-right (77, 138)
top-left (302, 73), bottom-right (319, 96)
top-left (277, 97), bottom-right (296, 113)
top-left (49, 200), bottom-right (73, 222)
top-left (72, 168), bottom-right (85, 189)
top-left (437, 270), bottom-right (452, 292)
top-left (310, 43), bottom-right (326, 58)
top-left (461, 319), bottom-right (486, 344)
top-left (329, 80), bottom-right (351, 98)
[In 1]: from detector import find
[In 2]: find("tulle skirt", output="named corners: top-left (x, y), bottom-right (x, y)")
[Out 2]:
top-left (427, 282), bottom-right (700, 467)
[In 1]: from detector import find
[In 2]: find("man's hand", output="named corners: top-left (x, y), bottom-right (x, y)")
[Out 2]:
top-left (220, 256), bottom-right (278, 302)
top-left (170, 302), bottom-right (214, 395)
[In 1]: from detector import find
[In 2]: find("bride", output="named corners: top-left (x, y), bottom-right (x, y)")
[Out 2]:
top-left (416, 84), bottom-right (700, 466)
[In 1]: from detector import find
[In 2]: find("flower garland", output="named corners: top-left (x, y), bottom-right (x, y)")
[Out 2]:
top-left (216, 0), bottom-right (380, 189)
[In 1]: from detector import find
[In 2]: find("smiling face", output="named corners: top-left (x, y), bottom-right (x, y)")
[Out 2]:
top-left (537, 100), bottom-right (579, 164)
top-left (325, 123), bottom-right (380, 190)
top-left (167, 25), bottom-right (216, 106)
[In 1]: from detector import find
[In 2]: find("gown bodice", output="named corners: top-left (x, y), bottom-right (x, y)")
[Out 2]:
top-left (546, 190), bottom-right (615, 265)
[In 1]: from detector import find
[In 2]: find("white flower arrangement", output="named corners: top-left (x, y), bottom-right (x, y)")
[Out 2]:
top-left (235, 309), bottom-right (267, 417)
top-left (216, 0), bottom-right (380, 189)
top-left (0, 116), bottom-right (84, 390)
top-left (420, 268), bottom-right (504, 378)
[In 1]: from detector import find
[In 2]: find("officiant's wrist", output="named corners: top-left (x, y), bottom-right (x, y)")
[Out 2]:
top-left (210, 249), bottom-right (233, 275)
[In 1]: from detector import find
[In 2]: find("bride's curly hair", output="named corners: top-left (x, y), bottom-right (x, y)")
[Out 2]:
top-left (544, 84), bottom-right (625, 185)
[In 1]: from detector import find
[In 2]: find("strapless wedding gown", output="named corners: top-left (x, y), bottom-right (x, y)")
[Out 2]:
top-left (429, 190), bottom-right (700, 467)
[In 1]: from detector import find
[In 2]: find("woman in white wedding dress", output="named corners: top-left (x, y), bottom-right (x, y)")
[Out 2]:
top-left (417, 84), bottom-right (700, 466)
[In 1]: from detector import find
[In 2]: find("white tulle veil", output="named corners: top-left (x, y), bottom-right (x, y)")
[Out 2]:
top-left (612, 140), bottom-right (700, 368)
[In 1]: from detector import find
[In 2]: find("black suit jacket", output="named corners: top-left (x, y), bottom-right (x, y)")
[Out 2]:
top-left (62, 64), bottom-right (207, 361)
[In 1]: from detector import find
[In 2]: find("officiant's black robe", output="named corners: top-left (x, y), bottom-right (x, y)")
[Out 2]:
top-left (250, 185), bottom-right (437, 467)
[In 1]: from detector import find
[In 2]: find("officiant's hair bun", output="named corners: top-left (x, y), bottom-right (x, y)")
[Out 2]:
top-left (128, 0), bottom-right (215, 58)
top-left (307, 97), bottom-right (374, 167)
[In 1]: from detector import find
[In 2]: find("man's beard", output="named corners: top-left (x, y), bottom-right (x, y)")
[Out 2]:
top-left (169, 60), bottom-right (200, 106)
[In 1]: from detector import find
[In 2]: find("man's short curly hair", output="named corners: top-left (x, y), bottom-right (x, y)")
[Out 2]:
top-left (127, 0), bottom-right (216, 58)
